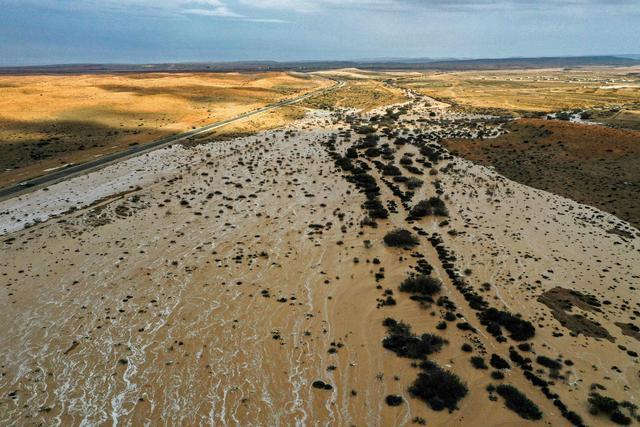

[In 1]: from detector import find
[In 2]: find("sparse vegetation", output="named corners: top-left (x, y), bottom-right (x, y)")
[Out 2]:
top-left (588, 392), bottom-right (637, 425)
top-left (409, 197), bottom-right (449, 218)
top-left (384, 229), bottom-right (420, 248)
top-left (409, 361), bottom-right (468, 412)
top-left (470, 356), bottom-right (488, 370)
top-left (382, 318), bottom-right (446, 359)
top-left (385, 395), bottom-right (403, 406)
top-left (495, 384), bottom-right (542, 420)
top-left (536, 355), bottom-right (562, 371)
top-left (399, 274), bottom-right (442, 295)
top-left (480, 308), bottom-right (535, 341)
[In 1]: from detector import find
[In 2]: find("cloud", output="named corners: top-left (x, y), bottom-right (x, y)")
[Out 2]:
top-left (239, 0), bottom-right (640, 13)
top-left (14, 0), bottom-right (288, 22)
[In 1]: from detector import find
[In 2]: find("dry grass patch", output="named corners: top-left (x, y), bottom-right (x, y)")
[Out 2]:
top-left (302, 79), bottom-right (407, 112)
top-left (0, 72), bottom-right (328, 185)
top-left (398, 68), bottom-right (640, 115)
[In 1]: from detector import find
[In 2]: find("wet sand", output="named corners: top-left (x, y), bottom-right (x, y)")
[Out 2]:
top-left (1, 93), bottom-right (638, 426)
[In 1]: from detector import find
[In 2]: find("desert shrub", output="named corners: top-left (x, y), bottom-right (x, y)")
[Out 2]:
top-left (509, 348), bottom-right (528, 365)
top-left (536, 355), bottom-right (562, 371)
top-left (365, 147), bottom-right (381, 157)
top-left (382, 164), bottom-right (402, 176)
top-left (490, 354), bottom-right (510, 370)
top-left (382, 319), bottom-right (446, 359)
top-left (406, 177), bottom-right (424, 189)
top-left (410, 197), bottom-right (449, 218)
top-left (355, 125), bottom-right (376, 134)
top-left (386, 395), bottom-right (403, 406)
top-left (312, 380), bottom-right (333, 390)
top-left (409, 361), bottom-right (468, 412)
top-left (419, 144), bottom-right (443, 163)
top-left (491, 371), bottom-right (505, 380)
top-left (404, 165), bottom-right (423, 175)
top-left (384, 229), bottom-right (419, 248)
top-left (363, 199), bottom-right (389, 219)
top-left (517, 343), bottom-right (532, 352)
top-left (471, 356), bottom-right (488, 370)
top-left (588, 392), bottom-right (634, 425)
top-left (610, 411), bottom-right (632, 425)
top-left (361, 216), bottom-right (377, 228)
top-left (485, 322), bottom-right (502, 337)
top-left (461, 343), bottom-right (473, 352)
top-left (565, 411), bottom-right (584, 426)
top-left (495, 384), bottom-right (543, 420)
top-left (400, 274), bottom-right (442, 296)
top-left (335, 156), bottom-right (353, 171)
top-left (457, 322), bottom-right (477, 332)
top-left (400, 156), bottom-right (413, 165)
top-left (480, 308), bottom-right (535, 341)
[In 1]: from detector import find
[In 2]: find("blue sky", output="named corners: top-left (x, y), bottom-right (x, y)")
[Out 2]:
top-left (1, 0), bottom-right (639, 65)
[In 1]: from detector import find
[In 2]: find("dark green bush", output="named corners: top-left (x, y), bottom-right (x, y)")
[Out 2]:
top-left (490, 354), bottom-right (510, 370)
top-left (409, 362), bottom-right (468, 412)
top-left (471, 356), bottom-right (488, 370)
top-left (410, 197), bottom-right (449, 218)
top-left (588, 392), bottom-right (634, 425)
top-left (480, 308), bottom-right (535, 341)
top-left (382, 319), bottom-right (446, 359)
top-left (384, 229), bottom-right (419, 248)
top-left (399, 274), bottom-right (442, 295)
top-left (385, 395), bottom-right (403, 406)
top-left (495, 384), bottom-right (543, 420)
top-left (536, 355), bottom-right (562, 371)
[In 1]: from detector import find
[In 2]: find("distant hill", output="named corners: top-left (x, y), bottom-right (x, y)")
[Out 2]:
top-left (370, 55), bottom-right (640, 70)
top-left (1, 55), bottom-right (638, 75)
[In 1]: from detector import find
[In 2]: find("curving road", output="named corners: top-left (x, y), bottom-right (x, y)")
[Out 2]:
top-left (0, 77), bottom-right (345, 202)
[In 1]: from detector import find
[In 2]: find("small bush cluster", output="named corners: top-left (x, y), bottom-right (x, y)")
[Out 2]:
top-left (405, 177), bottom-right (424, 190)
top-left (470, 356), bottom-right (488, 370)
top-left (480, 308), bottom-right (535, 341)
top-left (490, 354), bottom-right (511, 370)
top-left (384, 229), bottom-right (419, 248)
top-left (399, 274), bottom-right (442, 296)
top-left (536, 355), bottom-right (562, 371)
top-left (419, 144), bottom-right (444, 163)
top-left (382, 164), bottom-right (402, 176)
top-left (385, 395), bottom-right (404, 406)
top-left (423, 234), bottom-right (584, 424)
top-left (363, 198), bottom-right (389, 219)
top-left (409, 361), bottom-right (468, 412)
top-left (409, 197), bottom-right (449, 218)
top-left (399, 155), bottom-right (413, 165)
top-left (404, 165), bottom-right (423, 175)
top-left (382, 318), bottom-right (446, 359)
top-left (589, 392), bottom-right (637, 425)
top-left (361, 216), bottom-right (377, 228)
top-left (495, 384), bottom-right (543, 420)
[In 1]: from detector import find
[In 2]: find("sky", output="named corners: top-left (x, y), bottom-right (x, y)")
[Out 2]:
top-left (1, 0), bottom-right (639, 65)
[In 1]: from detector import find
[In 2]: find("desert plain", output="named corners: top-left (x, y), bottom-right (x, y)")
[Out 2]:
top-left (0, 66), bottom-right (639, 426)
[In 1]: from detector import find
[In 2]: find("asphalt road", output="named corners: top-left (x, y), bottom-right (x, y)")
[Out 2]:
top-left (0, 78), bottom-right (345, 202)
